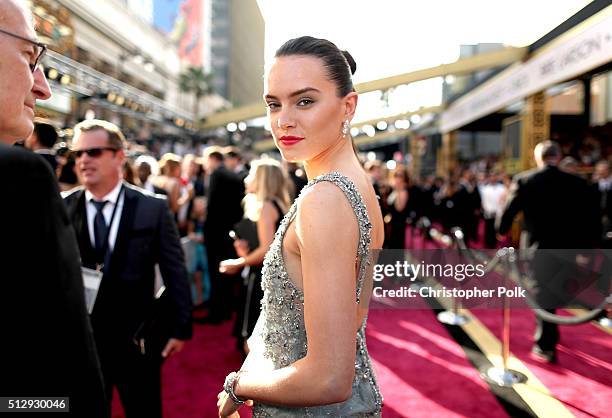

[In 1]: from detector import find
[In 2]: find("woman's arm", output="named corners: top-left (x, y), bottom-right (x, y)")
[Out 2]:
top-left (166, 178), bottom-right (180, 213)
top-left (186, 218), bottom-right (195, 235)
top-left (219, 201), bottom-right (279, 274)
top-left (177, 182), bottom-right (194, 207)
top-left (233, 183), bottom-right (358, 406)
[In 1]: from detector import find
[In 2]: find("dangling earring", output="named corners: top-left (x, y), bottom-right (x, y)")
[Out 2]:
top-left (342, 119), bottom-right (350, 138)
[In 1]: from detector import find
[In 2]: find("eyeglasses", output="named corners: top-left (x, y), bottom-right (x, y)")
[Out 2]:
top-left (73, 147), bottom-right (119, 158)
top-left (0, 28), bottom-right (47, 73)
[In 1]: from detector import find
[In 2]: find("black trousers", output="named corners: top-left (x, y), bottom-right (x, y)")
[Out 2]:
top-left (99, 340), bottom-right (163, 418)
top-left (484, 217), bottom-right (497, 249)
top-left (534, 309), bottom-right (559, 351)
top-left (206, 233), bottom-right (236, 321)
top-left (233, 268), bottom-right (263, 349)
top-left (530, 251), bottom-right (575, 352)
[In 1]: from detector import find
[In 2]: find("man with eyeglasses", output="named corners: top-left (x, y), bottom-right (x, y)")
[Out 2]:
top-left (0, 1), bottom-right (108, 417)
top-left (0, 4), bottom-right (48, 142)
top-left (63, 119), bottom-right (193, 418)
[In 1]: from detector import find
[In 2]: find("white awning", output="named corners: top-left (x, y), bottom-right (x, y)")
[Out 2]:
top-left (440, 5), bottom-right (612, 133)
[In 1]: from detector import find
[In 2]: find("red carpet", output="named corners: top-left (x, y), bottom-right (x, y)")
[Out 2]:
top-left (367, 309), bottom-right (509, 418)
top-left (472, 308), bottom-right (612, 418)
top-left (110, 308), bottom-right (611, 418)
top-left (112, 320), bottom-right (246, 418)
top-left (113, 310), bottom-right (510, 418)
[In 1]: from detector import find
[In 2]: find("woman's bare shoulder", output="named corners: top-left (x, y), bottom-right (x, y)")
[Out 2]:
top-left (292, 172), bottom-right (382, 245)
top-left (298, 181), bottom-right (353, 216)
top-left (292, 182), bottom-right (359, 274)
top-left (296, 182), bottom-right (357, 238)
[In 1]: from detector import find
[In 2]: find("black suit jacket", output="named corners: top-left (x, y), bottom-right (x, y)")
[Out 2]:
top-left (35, 150), bottom-right (58, 174)
top-left (63, 182), bottom-right (192, 348)
top-left (596, 183), bottom-right (612, 225)
top-left (153, 184), bottom-right (168, 196)
top-left (205, 165), bottom-right (244, 241)
top-left (0, 144), bottom-right (108, 417)
top-left (497, 165), bottom-right (600, 249)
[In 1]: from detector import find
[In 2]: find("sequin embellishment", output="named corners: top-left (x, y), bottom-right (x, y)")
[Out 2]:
top-left (252, 172), bottom-right (383, 417)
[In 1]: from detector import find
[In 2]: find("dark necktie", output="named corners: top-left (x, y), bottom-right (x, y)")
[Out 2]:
top-left (92, 200), bottom-right (109, 263)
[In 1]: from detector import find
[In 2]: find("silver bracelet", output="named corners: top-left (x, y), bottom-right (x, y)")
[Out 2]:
top-left (223, 371), bottom-right (246, 405)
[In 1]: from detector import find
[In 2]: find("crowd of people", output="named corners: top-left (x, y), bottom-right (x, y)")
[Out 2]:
top-left (365, 154), bottom-right (611, 251)
top-left (3, 2), bottom-right (388, 411)
top-left (30, 124), bottom-right (308, 342)
top-left (10, 116), bottom-right (612, 415)
top-left (16, 109), bottom-right (612, 379)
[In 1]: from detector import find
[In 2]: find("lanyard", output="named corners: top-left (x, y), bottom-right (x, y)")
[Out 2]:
top-left (95, 184), bottom-right (125, 271)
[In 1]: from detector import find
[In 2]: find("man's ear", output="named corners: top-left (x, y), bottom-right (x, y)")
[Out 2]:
top-left (116, 148), bottom-right (126, 163)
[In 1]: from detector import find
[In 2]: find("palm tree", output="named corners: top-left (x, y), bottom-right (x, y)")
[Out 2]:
top-left (179, 66), bottom-right (214, 128)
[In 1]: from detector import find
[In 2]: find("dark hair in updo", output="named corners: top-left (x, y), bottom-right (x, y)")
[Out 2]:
top-left (275, 36), bottom-right (356, 97)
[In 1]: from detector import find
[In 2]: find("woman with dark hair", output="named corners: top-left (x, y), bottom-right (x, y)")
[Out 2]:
top-left (217, 36), bottom-right (384, 417)
top-left (57, 153), bottom-right (79, 192)
top-left (384, 165), bottom-right (410, 249)
top-left (122, 158), bottom-right (138, 185)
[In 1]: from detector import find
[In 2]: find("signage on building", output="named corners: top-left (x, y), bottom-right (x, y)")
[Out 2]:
top-left (31, 0), bottom-right (75, 57)
top-left (153, 0), bottom-right (203, 66)
top-left (441, 7), bottom-right (612, 133)
top-left (522, 92), bottom-right (549, 169)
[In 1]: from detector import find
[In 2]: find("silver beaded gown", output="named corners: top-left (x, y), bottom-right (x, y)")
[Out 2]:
top-left (245, 172), bottom-right (383, 417)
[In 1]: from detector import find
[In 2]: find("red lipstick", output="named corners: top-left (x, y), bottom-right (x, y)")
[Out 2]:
top-left (279, 135), bottom-right (304, 146)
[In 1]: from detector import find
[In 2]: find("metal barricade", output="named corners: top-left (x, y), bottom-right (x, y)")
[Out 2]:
top-left (480, 248), bottom-right (528, 387)
top-left (427, 226), bottom-right (471, 326)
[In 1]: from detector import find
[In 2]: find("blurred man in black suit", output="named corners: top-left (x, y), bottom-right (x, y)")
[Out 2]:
top-left (593, 160), bottom-right (611, 247)
top-left (458, 168), bottom-right (482, 245)
top-left (498, 140), bottom-right (600, 363)
top-left (25, 120), bottom-right (58, 173)
top-left (223, 146), bottom-right (249, 181)
top-left (0, 1), bottom-right (108, 416)
top-left (63, 120), bottom-right (192, 417)
top-left (201, 147), bottom-right (244, 323)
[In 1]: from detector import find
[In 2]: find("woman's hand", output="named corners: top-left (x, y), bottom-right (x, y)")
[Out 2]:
top-left (217, 391), bottom-right (239, 417)
top-left (219, 258), bottom-right (244, 275)
top-left (217, 390), bottom-right (252, 417)
top-left (233, 239), bottom-right (250, 258)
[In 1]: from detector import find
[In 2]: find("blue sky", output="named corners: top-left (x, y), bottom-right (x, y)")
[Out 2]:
top-left (153, 0), bottom-right (182, 33)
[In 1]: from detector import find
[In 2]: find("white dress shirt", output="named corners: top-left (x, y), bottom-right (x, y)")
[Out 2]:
top-left (143, 179), bottom-right (156, 193)
top-left (479, 183), bottom-right (507, 219)
top-left (34, 148), bottom-right (55, 155)
top-left (598, 177), bottom-right (612, 192)
top-left (85, 181), bottom-right (125, 251)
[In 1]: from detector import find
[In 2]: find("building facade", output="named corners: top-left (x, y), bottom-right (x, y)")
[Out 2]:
top-left (207, 0), bottom-right (265, 107)
top-left (30, 0), bottom-right (195, 138)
